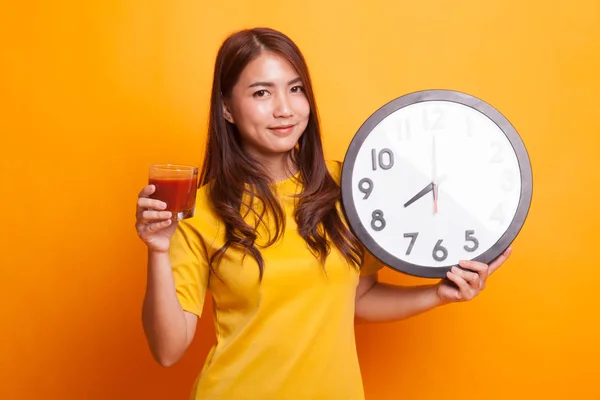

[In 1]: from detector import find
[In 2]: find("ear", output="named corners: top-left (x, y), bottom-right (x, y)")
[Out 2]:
top-left (222, 100), bottom-right (235, 124)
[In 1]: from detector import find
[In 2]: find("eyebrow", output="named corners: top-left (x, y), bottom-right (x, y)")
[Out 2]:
top-left (248, 77), bottom-right (303, 88)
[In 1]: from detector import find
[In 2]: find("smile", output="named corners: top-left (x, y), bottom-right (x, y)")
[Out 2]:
top-left (268, 124), bottom-right (296, 135)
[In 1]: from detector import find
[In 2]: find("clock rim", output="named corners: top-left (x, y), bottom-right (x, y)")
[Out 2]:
top-left (340, 89), bottom-right (533, 278)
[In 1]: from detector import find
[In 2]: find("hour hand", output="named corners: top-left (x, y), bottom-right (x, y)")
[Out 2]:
top-left (404, 182), bottom-right (434, 208)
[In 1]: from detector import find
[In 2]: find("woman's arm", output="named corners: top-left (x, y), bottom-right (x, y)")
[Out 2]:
top-left (142, 250), bottom-right (198, 367)
top-left (136, 185), bottom-right (198, 367)
top-left (355, 273), bottom-right (445, 322)
top-left (355, 247), bottom-right (512, 322)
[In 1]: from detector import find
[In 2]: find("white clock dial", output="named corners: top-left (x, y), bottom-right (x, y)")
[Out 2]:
top-left (342, 90), bottom-right (532, 278)
top-left (352, 100), bottom-right (520, 267)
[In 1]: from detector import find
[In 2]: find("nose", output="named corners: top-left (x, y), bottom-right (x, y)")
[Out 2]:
top-left (273, 92), bottom-right (293, 118)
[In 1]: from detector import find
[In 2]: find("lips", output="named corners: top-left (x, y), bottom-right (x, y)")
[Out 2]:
top-left (269, 124), bottom-right (294, 129)
top-left (268, 124), bottom-right (296, 135)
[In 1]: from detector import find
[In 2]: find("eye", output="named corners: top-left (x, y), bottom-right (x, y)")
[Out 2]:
top-left (253, 90), bottom-right (269, 98)
top-left (291, 85), bottom-right (304, 93)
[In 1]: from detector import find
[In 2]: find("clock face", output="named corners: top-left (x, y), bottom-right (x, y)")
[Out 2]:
top-left (341, 90), bottom-right (533, 278)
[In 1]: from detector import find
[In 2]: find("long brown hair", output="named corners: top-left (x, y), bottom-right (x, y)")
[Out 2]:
top-left (201, 27), bottom-right (362, 279)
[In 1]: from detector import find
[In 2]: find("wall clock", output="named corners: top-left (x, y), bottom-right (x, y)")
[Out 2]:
top-left (341, 90), bottom-right (533, 278)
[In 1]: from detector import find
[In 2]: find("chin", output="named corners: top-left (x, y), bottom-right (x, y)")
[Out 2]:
top-left (267, 143), bottom-right (298, 155)
top-left (267, 137), bottom-right (301, 154)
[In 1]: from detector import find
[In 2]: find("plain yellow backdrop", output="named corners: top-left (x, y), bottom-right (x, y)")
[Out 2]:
top-left (1, 1), bottom-right (599, 399)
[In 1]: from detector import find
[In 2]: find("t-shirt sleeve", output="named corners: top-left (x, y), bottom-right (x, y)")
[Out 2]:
top-left (168, 221), bottom-right (210, 317)
top-left (360, 247), bottom-right (385, 276)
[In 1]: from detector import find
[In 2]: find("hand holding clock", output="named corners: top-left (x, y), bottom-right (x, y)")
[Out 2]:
top-left (436, 246), bottom-right (512, 303)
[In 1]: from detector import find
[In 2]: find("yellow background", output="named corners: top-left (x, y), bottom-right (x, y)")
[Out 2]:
top-left (2, 1), bottom-right (599, 399)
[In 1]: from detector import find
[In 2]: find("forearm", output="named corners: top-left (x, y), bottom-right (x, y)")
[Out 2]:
top-left (142, 250), bottom-right (189, 366)
top-left (355, 282), bottom-right (448, 322)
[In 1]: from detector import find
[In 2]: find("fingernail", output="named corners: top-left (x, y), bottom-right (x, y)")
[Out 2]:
top-left (161, 202), bottom-right (167, 209)
top-left (458, 260), bottom-right (468, 266)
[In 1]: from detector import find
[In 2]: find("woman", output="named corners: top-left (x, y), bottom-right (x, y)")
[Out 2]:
top-left (135, 27), bottom-right (511, 399)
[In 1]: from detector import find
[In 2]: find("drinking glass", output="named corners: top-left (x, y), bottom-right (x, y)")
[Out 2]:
top-left (148, 164), bottom-right (199, 220)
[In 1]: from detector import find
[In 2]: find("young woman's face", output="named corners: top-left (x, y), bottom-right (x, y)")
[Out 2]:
top-left (223, 52), bottom-right (310, 161)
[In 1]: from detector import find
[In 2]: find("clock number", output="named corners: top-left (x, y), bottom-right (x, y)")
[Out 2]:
top-left (424, 107), bottom-right (444, 131)
top-left (371, 148), bottom-right (394, 170)
top-left (464, 230), bottom-right (479, 252)
top-left (371, 149), bottom-right (376, 170)
top-left (396, 118), bottom-right (412, 140)
top-left (371, 210), bottom-right (386, 231)
top-left (403, 232), bottom-right (419, 255)
top-left (358, 178), bottom-right (374, 199)
top-left (501, 170), bottom-right (515, 191)
top-left (490, 141), bottom-right (504, 163)
top-left (491, 203), bottom-right (505, 224)
top-left (432, 239), bottom-right (448, 262)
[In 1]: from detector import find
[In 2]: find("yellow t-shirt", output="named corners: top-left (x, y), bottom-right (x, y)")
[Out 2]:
top-left (169, 160), bottom-right (383, 400)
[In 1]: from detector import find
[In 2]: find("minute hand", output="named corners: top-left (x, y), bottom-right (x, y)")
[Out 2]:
top-left (432, 135), bottom-right (438, 213)
top-left (403, 182), bottom-right (434, 208)
top-left (432, 135), bottom-right (438, 182)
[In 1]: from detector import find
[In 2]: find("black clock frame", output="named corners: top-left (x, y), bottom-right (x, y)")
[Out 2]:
top-left (341, 89), bottom-right (533, 278)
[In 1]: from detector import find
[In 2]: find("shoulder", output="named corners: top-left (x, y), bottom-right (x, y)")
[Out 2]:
top-left (177, 182), bottom-right (223, 238)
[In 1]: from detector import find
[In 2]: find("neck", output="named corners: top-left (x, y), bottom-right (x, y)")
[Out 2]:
top-left (250, 151), bottom-right (297, 182)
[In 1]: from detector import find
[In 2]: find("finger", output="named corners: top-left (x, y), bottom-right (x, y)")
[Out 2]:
top-left (140, 210), bottom-right (172, 222)
top-left (458, 259), bottom-right (488, 273)
top-left (458, 260), bottom-right (489, 289)
top-left (147, 219), bottom-right (172, 233)
top-left (446, 271), bottom-right (472, 300)
top-left (451, 266), bottom-right (479, 286)
top-left (137, 197), bottom-right (167, 212)
top-left (488, 246), bottom-right (513, 275)
top-left (138, 184), bottom-right (156, 198)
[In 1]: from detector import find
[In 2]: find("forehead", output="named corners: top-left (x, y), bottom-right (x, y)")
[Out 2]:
top-left (238, 52), bottom-right (299, 84)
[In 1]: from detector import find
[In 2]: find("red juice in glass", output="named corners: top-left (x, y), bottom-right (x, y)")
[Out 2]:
top-left (148, 164), bottom-right (199, 220)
